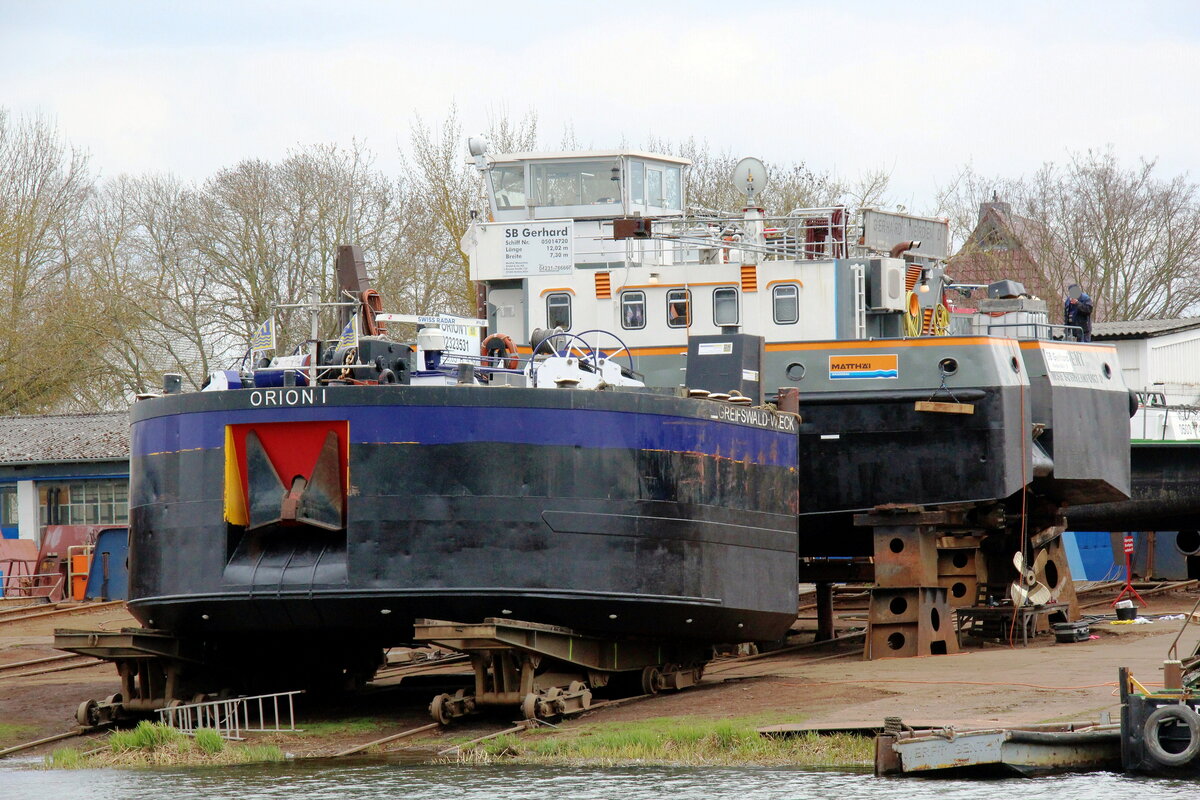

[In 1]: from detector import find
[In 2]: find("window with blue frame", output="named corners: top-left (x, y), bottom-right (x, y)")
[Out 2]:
top-left (0, 485), bottom-right (16, 538)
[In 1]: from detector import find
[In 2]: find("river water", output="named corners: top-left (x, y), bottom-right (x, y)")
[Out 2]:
top-left (1, 761), bottom-right (1194, 799)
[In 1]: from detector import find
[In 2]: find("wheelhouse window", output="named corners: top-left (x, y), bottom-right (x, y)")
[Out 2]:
top-left (642, 164), bottom-right (682, 212)
top-left (630, 161), bottom-right (645, 204)
top-left (713, 287), bottom-right (739, 326)
top-left (489, 165), bottom-right (526, 209)
top-left (531, 161), bottom-right (621, 207)
top-left (646, 168), bottom-right (663, 208)
top-left (621, 291), bottom-right (646, 329)
top-left (664, 166), bottom-right (682, 209)
top-left (546, 292), bottom-right (572, 330)
top-left (666, 289), bottom-right (691, 328)
top-left (772, 284), bottom-right (799, 324)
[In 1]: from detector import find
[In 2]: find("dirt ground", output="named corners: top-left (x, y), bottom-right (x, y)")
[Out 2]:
top-left (2, 588), bottom-right (1197, 759)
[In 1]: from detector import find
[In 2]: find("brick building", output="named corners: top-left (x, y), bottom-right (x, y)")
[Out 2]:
top-left (948, 199), bottom-right (1078, 321)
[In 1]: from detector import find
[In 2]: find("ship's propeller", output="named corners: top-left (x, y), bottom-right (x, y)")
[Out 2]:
top-left (1010, 549), bottom-right (1052, 607)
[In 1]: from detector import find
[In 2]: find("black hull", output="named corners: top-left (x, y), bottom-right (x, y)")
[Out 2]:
top-left (793, 384), bottom-right (1026, 556)
top-left (1068, 442), bottom-right (1200, 532)
top-left (127, 386), bottom-right (800, 651)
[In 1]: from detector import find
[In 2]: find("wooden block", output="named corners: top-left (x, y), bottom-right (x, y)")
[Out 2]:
top-left (915, 400), bottom-right (975, 415)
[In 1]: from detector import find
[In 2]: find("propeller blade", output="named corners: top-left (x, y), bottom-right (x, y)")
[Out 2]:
top-left (1033, 549), bottom-right (1050, 577)
top-left (1010, 581), bottom-right (1030, 606)
top-left (1027, 582), bottom-right (1052, 606)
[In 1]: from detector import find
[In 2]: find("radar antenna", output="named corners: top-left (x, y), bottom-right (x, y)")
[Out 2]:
top-left (732, 157), bottom-right (768, 204)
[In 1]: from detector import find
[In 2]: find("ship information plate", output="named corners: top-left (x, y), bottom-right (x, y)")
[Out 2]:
top-left (1043, 348), bottom-right (1074, 372)
top-left (829, 354), bottom-right (898, 380)
top-left (501, 221), bottom-right (574, 277)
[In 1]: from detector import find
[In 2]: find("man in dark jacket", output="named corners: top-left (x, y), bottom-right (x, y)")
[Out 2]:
top-left (1063, 283), bottom-right (1094, 342)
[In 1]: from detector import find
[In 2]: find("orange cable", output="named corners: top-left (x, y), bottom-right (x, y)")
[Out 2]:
top-left (1010, 374), bottom-right (1029, 647)
top-left (776, 678), bottom-right (1123, 692)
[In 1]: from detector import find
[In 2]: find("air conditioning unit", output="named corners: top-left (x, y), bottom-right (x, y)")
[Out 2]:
top-left (868, 258), bottom-right (906, 312)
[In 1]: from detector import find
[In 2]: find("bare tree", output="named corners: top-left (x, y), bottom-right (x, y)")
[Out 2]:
top-left (1056, 150), bottom-right (1200, 320)
top-left (937, 152), bottom-right (1200, 321)
top-left (0, 111), bottom-right (95, 413)
top-left (406, 106), bottom-right (539, 316)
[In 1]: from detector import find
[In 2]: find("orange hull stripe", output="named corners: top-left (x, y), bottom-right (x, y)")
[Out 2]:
top-left (764, 337), bottom-right (1015, 352)
top-left (1018, 341), bottom-right (1117, 353)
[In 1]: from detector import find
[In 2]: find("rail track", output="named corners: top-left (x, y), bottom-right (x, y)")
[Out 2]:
top-left (0, 652), bottom-right (104, 680)
top-left (0, 600), bottom-right (125, 625)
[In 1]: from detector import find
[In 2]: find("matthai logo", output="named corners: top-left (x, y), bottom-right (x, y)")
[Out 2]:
top-left (829, 354), bottom-right (899, 380)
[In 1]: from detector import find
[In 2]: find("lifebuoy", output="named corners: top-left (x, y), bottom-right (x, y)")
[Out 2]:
top-left (1143, 704), bottom-right (1200, 768)
top-left (481, 333), bottom-right (519, 369)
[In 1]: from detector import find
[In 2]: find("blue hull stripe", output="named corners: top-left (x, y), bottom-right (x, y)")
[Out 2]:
top-left (830, 370), bottom-right (898, 379)
top-left (132, 405), bottom-right (798, 467)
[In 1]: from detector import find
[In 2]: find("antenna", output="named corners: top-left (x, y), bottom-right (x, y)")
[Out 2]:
top-left (732, 157), bottom-right (768, 203)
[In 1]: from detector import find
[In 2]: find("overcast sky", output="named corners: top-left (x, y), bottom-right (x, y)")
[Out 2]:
top-left (2, 1), bottom-right (1198, 211)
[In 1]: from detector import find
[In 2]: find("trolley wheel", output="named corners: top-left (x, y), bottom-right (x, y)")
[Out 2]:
top-left (641, 666), bottom-right (661, 695)
top-left (569, 681), bottom-right (593, 711)
top-left (430, 693), bottom-right (451, 726)
top-left (1144, 704), bottom-right (1200, 767)
top-left (520, 693), bottom-right (539, 721)
top-left (76, 699), bottom-right (99, 728)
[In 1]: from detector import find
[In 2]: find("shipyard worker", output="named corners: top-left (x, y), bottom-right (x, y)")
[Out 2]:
top-left (1063, 284), bottom-right (1094, 342)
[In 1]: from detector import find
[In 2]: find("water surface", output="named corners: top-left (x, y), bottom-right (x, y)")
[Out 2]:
top-left (1, 761), bottom-right (1194, 799)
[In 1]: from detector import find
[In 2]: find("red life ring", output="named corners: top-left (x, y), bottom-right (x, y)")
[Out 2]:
top-left (481, 333), bottom-right (519, 369)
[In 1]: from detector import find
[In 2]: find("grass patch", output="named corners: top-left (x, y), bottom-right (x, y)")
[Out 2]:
top-left (111, 721), bottom-right (182, 752)
top-left (293, 718), bottom-right (385, 738)
top-left (42, 722), bottom-right (285, 769)
top-left (0, 722), bottom-right (36, 745)
top-left (456, 716), bottom-right (873, 767)
top-left (194, 729), bottom-right (225, 754)
top-left (45, 747), bottom-right (85, 769)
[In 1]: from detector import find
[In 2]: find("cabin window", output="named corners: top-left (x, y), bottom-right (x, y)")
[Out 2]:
top-left (666, 289), bottom-right (691, 328)
top-left (773, 284), bottom-right (799, 324)
top-left (630, 161), bottom-right (644, 204)
top-left (530, 161), bottom-right (621, 206)
top-left (642, 165), bottom-right (682, 211)
top-left (546, 292), bottom-right (572, 330)
top-left (621, 291), bottom-right (646, 329)
top-left (646, 168), bottom-right (664, 209)
top-left (665, 166), bottom-right (682, 209)
top-left (490, 166), bottom-right (525, 210)
top-left (713, 287), bottom-right (739, 326)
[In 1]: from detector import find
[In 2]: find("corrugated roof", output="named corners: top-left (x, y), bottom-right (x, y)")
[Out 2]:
top-left (485, 150), bottom-right (692, 166)
top-left (1092, 318), bottom-right (1200, 340)
top-left (0, 411), bottom-right (130, 465)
